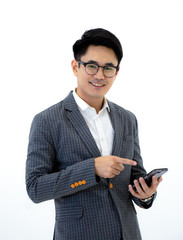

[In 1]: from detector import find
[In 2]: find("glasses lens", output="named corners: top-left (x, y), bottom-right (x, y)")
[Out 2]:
top-left (85, 63), bottom-right (117, 77)
top-left (86, 64), bottom-right (98, 75)
top-left (103, 66), bottom-right (116, 77)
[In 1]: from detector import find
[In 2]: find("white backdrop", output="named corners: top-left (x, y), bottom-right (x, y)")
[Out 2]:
top-left (0, 0), bottom-right (183, 239)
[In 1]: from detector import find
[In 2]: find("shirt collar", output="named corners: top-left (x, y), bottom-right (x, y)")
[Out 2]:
top-left (73, 89), bottom-right (110, 113)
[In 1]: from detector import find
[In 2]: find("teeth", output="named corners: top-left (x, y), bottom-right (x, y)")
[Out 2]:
top-left (91, 82), bottom-right (103, 87)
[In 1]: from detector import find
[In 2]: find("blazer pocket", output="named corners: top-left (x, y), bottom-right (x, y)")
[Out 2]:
top-left (56, 205), bottom-right (83, 222)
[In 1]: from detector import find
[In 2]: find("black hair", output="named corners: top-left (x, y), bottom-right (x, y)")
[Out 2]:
top-left (73, 28), bottom-right (123, 66)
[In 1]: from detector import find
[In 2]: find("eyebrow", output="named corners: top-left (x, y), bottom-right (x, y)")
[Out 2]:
top-left (86, 60), bottom-right (117, 67)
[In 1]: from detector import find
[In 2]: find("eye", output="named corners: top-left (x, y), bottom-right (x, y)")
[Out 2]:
top-left (87, 64), bottom-right (98, 69)
top-left (104, 66), bottom-right (114, 71)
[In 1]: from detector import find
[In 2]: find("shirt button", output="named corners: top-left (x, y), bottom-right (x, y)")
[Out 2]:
top-left (109, 183), bottom-right (113, 189)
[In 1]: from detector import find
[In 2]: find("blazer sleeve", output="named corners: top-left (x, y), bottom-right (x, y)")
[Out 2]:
top-left (26, 114), bottom-right (98, 203)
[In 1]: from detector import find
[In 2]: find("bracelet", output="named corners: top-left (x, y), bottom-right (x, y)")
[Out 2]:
top-left (140, 195), bottom-right (153, 203)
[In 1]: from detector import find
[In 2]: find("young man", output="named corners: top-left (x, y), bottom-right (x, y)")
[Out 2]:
top-left (26, 28), bottom-right (162, 240)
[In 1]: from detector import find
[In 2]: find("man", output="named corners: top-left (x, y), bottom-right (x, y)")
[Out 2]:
top-left (26, 28), bottom-right (162, 240)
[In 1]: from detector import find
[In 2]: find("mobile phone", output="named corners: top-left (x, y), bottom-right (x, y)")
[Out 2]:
top-left (132, 168), bottom-right (168, 192)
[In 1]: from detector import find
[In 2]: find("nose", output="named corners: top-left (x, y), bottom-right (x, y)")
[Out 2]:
top-left (94, 67), bottom-right (105, 79)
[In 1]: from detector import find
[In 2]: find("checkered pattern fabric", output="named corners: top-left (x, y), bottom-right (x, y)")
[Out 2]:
top-left (26, 91), bottom-right (155, 240)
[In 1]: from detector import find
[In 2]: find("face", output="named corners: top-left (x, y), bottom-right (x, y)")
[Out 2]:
top-left (71, 45), bottom-right (119, 104)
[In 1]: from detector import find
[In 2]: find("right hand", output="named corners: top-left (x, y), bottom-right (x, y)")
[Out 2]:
top-left (94, 155), bottom-right (137, 178)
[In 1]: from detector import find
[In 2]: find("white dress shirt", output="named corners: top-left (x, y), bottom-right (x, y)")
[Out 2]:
top-left (73, 90), bottom-right (114, 156)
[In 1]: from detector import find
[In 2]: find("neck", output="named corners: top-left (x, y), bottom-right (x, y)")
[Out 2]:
top-left (88, 98), bottom-right (104, 114)
top-left (75, 89), bottom-right (104, 114)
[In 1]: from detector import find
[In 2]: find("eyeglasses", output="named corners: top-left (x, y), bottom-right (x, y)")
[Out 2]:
top-left (78, 60), bottom-right (119, 78)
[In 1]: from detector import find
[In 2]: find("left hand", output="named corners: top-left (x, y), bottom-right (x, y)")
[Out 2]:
top-left (128, 175), bottom-right (163, 199)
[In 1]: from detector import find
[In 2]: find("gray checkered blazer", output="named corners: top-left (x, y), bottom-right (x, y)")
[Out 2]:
top-left (26, 91), bottom-right (155, 240)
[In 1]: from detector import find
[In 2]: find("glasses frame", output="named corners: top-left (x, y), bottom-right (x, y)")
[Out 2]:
top-left (78, 60), bottom-right (119, 78)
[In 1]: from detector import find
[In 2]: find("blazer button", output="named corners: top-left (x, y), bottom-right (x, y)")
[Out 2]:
top-left (75, 182), bottom-right (79, 187)
top-left (71, 184), bottom-right (75, 188)
top-left (109, 183), bottom-right (113, 189)
top-left (78, 181), bottom-right (82, 185)
top-left (82, 180), bottom-right (86, 185)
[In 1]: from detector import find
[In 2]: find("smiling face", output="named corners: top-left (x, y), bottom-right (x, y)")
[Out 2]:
top-left (71, 45), bottom-right (119, 108)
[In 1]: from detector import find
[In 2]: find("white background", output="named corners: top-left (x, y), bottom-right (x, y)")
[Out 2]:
top-left (0, 0), bottom-right (183, 239)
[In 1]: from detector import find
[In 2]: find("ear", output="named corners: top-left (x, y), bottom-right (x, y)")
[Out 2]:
top-left (114, 66), bottom-right (120, 80)
top-left (71, 60), bottom-right (79, 77)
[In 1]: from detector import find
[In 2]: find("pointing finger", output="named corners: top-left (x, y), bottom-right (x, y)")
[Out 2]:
top-left (116, 157), bottom-right (137, 166)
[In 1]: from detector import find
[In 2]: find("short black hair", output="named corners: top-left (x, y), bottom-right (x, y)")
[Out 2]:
top-left (73, 28), bottom-right (123, 66)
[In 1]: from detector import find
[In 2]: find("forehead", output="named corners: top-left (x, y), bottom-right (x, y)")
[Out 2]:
top-left (81, 45), bottom-right (118, 65)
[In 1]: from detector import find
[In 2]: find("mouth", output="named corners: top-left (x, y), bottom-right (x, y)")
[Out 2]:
top-left (89, 81), bottom-right (106, 87)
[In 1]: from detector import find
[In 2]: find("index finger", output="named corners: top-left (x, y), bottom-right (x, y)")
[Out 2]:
top-left (116, 157), bottom-right (137, 166)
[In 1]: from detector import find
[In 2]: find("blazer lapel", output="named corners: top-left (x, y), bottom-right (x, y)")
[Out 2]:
top-left (64, 92), bottom-right (101, 158)
top-left (108, 101), bottom-right (125, 156)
